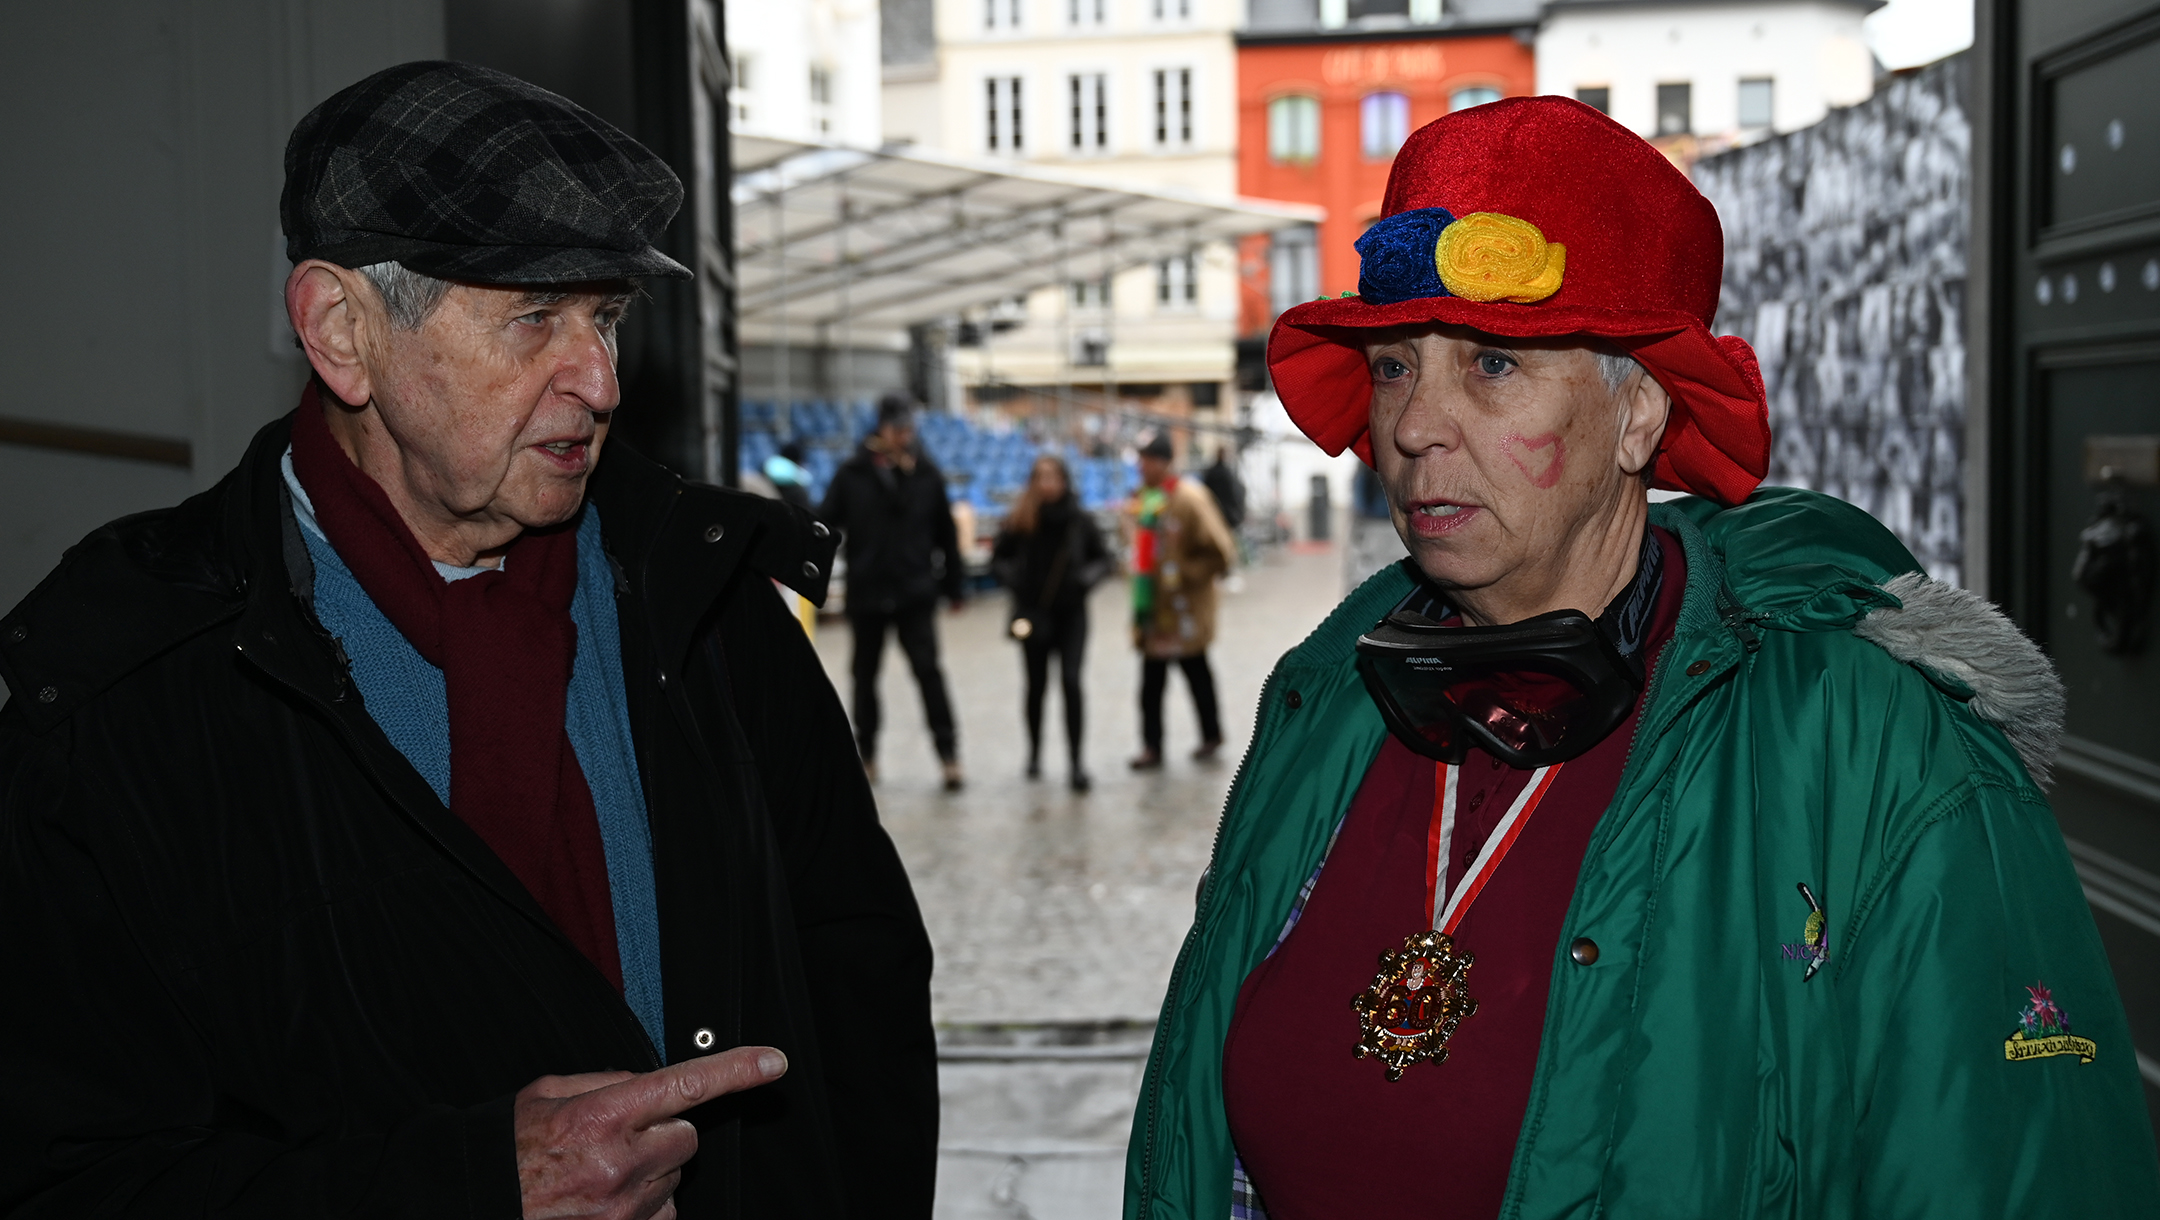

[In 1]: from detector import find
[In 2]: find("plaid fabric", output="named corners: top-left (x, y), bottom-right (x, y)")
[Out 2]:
top-left (1231, 1155), bottom-right (1270, 1220)
top-left (283, 61), bottom-right (689, 283)
top-left (1227, 816), bottom-right (1345, 1219)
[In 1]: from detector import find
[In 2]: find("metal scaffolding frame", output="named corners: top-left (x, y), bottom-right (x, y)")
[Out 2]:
top-left (730, 136), bottom-right (1321, 335)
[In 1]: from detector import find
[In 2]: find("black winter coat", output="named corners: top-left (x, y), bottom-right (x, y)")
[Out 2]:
top-left (816, 447), bottom-right (963, 614)
top-left (0, 416), bottom-right (937, 1218)
top-left (989, 498), bottom-right (1111, 619)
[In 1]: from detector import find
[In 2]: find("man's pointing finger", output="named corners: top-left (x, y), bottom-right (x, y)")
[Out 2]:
top-left (609, 1046), bottom-right (789, 1129)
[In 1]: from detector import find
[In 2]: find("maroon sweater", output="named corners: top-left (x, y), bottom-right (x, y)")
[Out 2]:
top-left (1221, 529), bottom-right (1684, 1220)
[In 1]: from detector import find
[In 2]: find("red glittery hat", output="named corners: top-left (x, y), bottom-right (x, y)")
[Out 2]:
top-left (1266, 96), bottom-right (1770, 506)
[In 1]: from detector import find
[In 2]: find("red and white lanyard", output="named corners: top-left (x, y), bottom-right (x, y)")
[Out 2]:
top-left (1424, 761), bottom-right (1565, 933)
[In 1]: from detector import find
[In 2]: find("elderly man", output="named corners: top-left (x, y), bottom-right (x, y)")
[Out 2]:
top-left (1126, 99), bottom-right (2160, 1218)
top-left (0, 62), bottom-right (935, 1218)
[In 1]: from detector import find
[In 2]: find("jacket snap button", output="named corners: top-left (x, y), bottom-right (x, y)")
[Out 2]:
top-left (37, 685), bottom-right (58, 704)
top-left (802, 560), bottom-right (820, 578)
top-left (6, 625), bottom-right (23, 643)
top-left (810, 520), bottom-right (830, 539)
top-left (692, 1027), bottom-right (716, 1050)
top-left (1285, 689), bottom-right (1303, 709)
top-left (703, 523), bottom-right (725, 543)
top-left (1570, 937), bottom-right (1600, 965)
top-left (1685, 660), bottom-right (1711, 677)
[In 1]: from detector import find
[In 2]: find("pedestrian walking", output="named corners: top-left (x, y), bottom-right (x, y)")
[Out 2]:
top-left (1128, 96), bottom-right (2159, 1220)
top-left (1127, 430), bottom-right (1239, 770)
top-left (993, 454), bottom-right (1112, 792)
top-left (1202, 444), bottom-right (1247, 531)
top-left (0, 61), bottom-right (936, 1219)
top-left (820, 392), bottom-right (968, 790)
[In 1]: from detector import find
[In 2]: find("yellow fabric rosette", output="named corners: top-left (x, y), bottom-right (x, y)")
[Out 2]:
top-left (1433, 212), bottom-right (1566, 303)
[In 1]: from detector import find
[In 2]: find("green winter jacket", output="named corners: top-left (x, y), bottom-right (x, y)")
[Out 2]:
top-left (1125, 488), bottom-right (2160, 1220)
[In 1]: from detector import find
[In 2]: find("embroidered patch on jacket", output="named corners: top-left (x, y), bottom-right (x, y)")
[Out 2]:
top-left (2005, 981), bottom-right (2098, 1063)
top-left (1778, 881), bottom-right (1829, 980)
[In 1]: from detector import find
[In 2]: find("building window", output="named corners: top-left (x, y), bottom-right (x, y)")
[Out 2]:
top-left (1409, 0), bottom-right (1441, 20)
top-left (1269, 226), bottom-right (1319, 317)
top-left (1448, 86), bottom-right (1501, 112)
top-left (1071, 276), bottom-right (1110, 308)
top-left (1575, 85), bottom-right (1609, 114)
top-left (1069, 73), bottom-right (1108, 153)
top-left (1737, 77), bottom-right (1774, 128)
top-left (1360, 91), bottom-right (1409, 158)
top-left (1656, 82), bottom-right (1691, 135)
top-left (729, 53), bottom-right (754, 124)
top-left (1068, 0), bottom-right (1106, 23)
top-left (985, 0), bottom-right (1022, 29)
top-left (1157, 253), bottom-right (1198, 308)
top-left (1268, 94), bottom-right (1320, 163)
top-left (808, 65), bottom-right (833, 137)
top-left (987, 76), bottom-right (1024, 153)
top-left (1152, 0), bottom-right (1193, 17)
top-left (1155, 68), bottom-right (1194, 146)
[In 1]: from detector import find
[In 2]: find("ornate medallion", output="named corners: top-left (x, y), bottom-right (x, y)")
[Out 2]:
top-left (1351, 929), bottom-right (1478, 1081)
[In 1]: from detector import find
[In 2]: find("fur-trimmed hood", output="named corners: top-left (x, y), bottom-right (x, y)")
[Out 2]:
top-left (1671, 487), bottom-right (2066, 788)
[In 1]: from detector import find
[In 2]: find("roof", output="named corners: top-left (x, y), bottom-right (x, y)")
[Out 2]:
top-left (730, 135), bottom-right (1324, 332)
top-left (1541, 0), bottom-right (1883, 14)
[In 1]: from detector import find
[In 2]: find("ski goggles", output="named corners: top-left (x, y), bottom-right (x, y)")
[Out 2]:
top-left (1353, 533), bottom-right (1661, 767)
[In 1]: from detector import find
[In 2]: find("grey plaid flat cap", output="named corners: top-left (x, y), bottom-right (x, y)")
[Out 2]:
top-left (282, 60), bottom-right (690, 284)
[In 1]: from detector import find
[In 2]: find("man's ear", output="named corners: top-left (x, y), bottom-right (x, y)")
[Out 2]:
top-left (287, 262), bottom-right (374, 407)
top-left (1614, 368), bottom-right (1672, 479)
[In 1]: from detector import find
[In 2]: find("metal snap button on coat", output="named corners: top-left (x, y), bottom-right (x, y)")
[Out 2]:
top-left (1570, 937), bottom-right (1599, 965)
top-left (36, 685), bottom-right (57, 704)
top-left (1285, 689), bottom-right (1303, 709)
top-left (6, 624), bottom-right (23, 643)
top-left (810, 520), bottom-right (831, 538)
top-left (1685, 660), bottom-right (1711, 677)
top-left (802, 560), bottom-right (820, 578)
top-left (703, 523), bottom-right (725, 543)
top-left (692, 1027), bottom-right (716, 1050)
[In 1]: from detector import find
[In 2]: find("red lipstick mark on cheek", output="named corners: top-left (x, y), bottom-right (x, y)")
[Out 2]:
top-left (1504, 432), bottom-right (1566, 489)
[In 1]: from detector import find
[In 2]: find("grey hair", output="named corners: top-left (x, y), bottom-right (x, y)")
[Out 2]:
top-left (1593, 347), bottom-right (1644, 395)
top-left (356, 261), bottom-right (454, 330)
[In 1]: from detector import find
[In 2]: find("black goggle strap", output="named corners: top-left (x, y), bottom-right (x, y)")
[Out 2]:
top-left (1384, 526), bottom-right (1662, 667)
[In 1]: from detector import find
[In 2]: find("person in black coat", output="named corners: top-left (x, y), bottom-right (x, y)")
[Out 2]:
top-left (991, 455), bottom-right (1112, 792)
top-left (0, 62), bottom-right (935, 1219)
top-left (818, 394), bottom-right (968, 790)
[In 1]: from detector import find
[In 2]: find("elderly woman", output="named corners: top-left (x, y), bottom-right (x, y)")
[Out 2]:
top-left (1125, 98), bottom-right (2158, 1219)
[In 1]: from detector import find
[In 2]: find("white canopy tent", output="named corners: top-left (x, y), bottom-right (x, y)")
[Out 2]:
top-left (729, 135), bottom-right (1322, 339)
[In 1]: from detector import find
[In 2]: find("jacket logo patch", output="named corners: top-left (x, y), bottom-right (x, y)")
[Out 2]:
top-left (2004, 981), bottom-right (2097, 1064)
top-left (1779, 882), bottom-right (1829, 981)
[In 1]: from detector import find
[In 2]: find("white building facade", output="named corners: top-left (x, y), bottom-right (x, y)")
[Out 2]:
top-left (883, 0), bottom-right (1247, 433)
top-left (1536, 0), bottom-right (1880, 145)
top-left (730, 0), bottom-right (883, 147)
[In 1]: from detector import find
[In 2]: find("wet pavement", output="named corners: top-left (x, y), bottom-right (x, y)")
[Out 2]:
top-left (810, 541), bottom-right (1348, 1218)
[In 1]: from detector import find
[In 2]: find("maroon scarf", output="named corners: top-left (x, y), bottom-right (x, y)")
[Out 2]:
top-left (290, 388), bottom-right (623, 992)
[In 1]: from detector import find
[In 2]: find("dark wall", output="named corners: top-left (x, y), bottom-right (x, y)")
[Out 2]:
top-left (445, 0), bottom-right (635, 130)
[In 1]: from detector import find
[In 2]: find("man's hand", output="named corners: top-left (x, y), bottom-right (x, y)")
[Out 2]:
top-left (516, 1046), bottom-right (787, 1220)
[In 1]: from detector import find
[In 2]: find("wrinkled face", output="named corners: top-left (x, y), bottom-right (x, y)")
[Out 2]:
top-left (1139, 453), bottom-right (1171, 487)
top-left (359, 281), bottom-right (633, 532)
top-left (878, 420), bottom-right (916, 453)
top-left (1365, 326), bottom-right (1644, 602)
top-left (1031, 456), bottom-right (1069, 500)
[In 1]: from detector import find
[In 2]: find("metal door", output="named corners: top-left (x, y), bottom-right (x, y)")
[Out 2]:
top-left (1984, 0), bottom-right (2160, 1141)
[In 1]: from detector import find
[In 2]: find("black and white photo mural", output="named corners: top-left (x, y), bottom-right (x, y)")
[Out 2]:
top-left (1695, 55), bottom-right (1971, 586)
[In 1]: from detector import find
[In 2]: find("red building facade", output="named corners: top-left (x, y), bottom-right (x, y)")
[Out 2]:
top-left (1235, 31), bottom-right (1537, 337)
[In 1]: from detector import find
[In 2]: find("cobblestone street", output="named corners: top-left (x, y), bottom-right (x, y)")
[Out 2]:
top-left (812, 540), bottom-right (1349, 1218)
